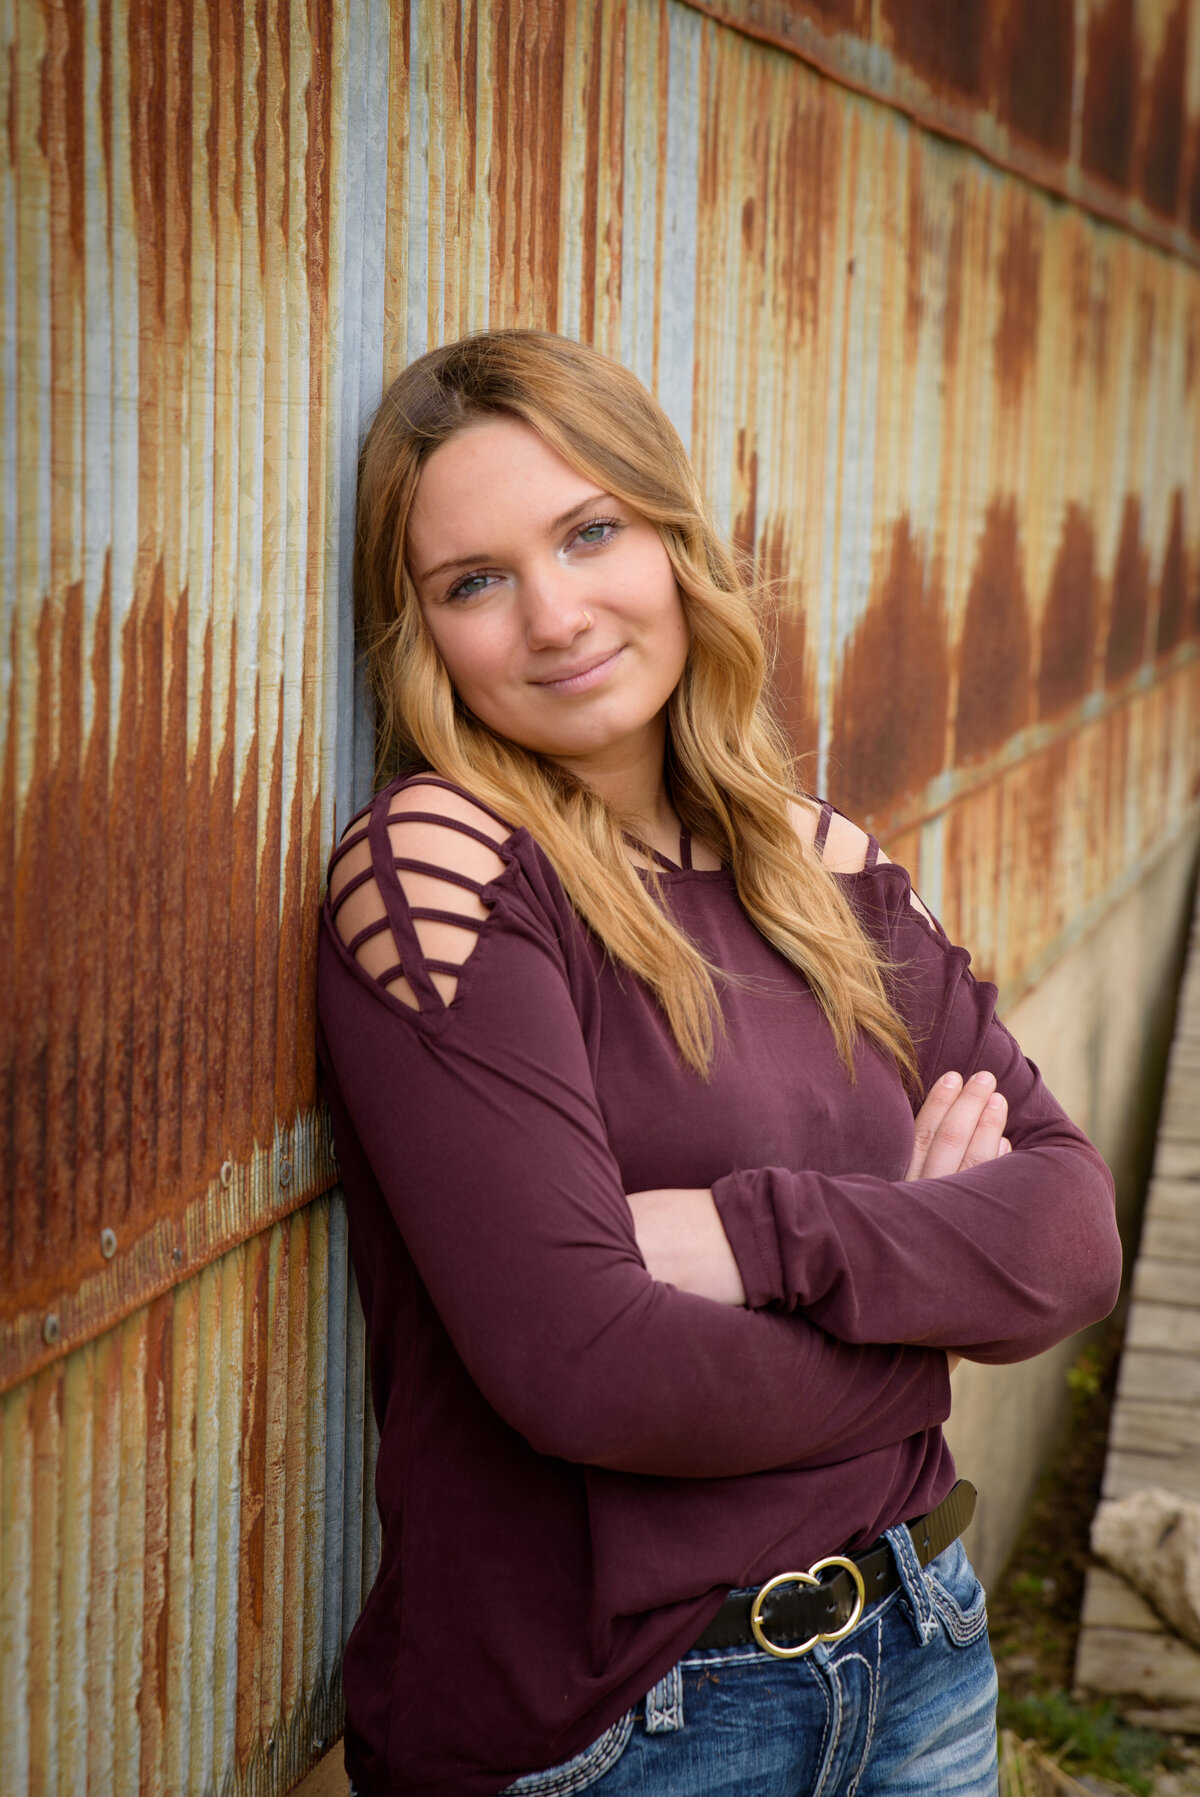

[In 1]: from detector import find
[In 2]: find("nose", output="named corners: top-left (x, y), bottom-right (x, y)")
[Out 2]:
top-left (520, 560), bottom-right (591, 651)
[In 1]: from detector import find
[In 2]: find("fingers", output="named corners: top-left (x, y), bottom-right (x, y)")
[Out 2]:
top-left (905, 1071), bottom-right (969, 1180)
top-left (906, 1070), bottom-right (1010, 1181)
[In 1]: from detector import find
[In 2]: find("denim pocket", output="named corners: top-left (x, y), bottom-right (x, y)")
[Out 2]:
top-left (926, 1538), bottom-right (989, 1648)
top-left (500, 1709), bottom-right (636, 1796)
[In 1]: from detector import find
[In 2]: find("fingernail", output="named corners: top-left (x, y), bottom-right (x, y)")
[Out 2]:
top-left (987, 1094), bottom-right (1005, 1112)
top-left (972, 1071), bottom-right (995, 1089)
top-left (942, 1072), bottom-right (962, 1089)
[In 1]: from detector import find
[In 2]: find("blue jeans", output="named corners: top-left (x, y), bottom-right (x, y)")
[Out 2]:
top-left (502, 1533), bottom-right (998, 1796)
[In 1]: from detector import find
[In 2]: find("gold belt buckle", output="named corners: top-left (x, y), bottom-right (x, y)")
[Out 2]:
top-left (749, 1556), bottom-right (868, 1659)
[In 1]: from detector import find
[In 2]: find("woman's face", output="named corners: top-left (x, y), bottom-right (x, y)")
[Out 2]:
top-left (407, 415), bottom-right (689, 783)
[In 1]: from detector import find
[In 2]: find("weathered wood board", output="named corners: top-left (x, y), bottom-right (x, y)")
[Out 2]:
top-left (1073, 889), bottom-right (1200, 1731)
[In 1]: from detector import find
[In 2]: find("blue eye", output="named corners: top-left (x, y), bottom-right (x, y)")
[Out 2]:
top-left (446, 570), bottom-right (494, 602)
top-left (576, 517), bottom-right (621, 547)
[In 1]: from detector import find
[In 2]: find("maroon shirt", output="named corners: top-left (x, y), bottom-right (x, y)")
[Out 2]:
top-left (316, 772), bottom-right (1120, 1795)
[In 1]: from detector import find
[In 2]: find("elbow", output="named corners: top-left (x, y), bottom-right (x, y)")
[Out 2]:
top-left (973, 1199), bottom-right (1123, 1365)
top-left (479, 1358), bottom-right (656, 1468)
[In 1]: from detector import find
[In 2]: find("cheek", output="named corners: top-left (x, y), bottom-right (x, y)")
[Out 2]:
top-left (422, 615), bottom-right (508, 703)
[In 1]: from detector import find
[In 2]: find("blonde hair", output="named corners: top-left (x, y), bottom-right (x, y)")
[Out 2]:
top-left (355, 329), bottom-right (914, 1082)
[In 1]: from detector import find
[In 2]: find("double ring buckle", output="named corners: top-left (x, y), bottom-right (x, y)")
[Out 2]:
top-left (748, 1555), bottom-right (868, 1659)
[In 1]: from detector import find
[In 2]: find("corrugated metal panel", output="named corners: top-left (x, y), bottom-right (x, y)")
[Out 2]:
top-left (3, 1), bottom-right (1199, 1792)
top-left (1, 0), bottom-right (342, 1390)
top-left (679, 0), bottom-right (1200, 262)
top-left (0, 1192), bottom-right (377, 1796)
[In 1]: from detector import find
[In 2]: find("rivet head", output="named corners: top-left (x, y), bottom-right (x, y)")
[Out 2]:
top-left (172, 1246), bottom-right (184, 1266)
top-left (43, 1313), bottom-right (61, 1346)
top-left (312, 1735), bottom-right (326, 1753)
top-left (279, 1158), bottom-right (292, 1188)
top-left (266, 1735), bottom-right (275, 1754)
top-left (219, 1159), bottom-right (234, 1189)
top-left (99, 1227), bottom-right (118, 1259)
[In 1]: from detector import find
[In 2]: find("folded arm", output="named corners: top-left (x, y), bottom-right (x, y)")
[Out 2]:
top-left (632, 849), bottom-right (1121, 1365)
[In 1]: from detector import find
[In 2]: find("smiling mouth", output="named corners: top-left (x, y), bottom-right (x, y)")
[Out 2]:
top-left (530, 648), bottom-right (623, 691)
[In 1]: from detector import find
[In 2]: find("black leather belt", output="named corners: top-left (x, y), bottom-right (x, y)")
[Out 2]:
top-left (692, 1480), bottom-right (977, 1659)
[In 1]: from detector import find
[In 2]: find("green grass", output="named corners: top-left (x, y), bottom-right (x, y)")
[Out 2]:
top-left (997, 1690), bottom-right (1168, 1795)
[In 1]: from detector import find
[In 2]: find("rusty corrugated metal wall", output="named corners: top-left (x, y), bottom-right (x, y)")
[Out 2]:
top-left (3, 1), bottom-right (1198, 1791)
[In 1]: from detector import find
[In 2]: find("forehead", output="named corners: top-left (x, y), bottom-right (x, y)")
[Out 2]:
top-left (409, 417), bottom-right (596, 543)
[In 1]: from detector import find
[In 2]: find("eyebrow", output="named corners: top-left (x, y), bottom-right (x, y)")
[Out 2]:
top-left (415, 491), bottom-right (615, 585)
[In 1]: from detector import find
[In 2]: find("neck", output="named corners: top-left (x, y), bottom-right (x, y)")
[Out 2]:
top-left (548, 714), bottom-right (676, 849)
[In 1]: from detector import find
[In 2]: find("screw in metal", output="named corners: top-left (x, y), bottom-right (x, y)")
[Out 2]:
top-left (172, 1246), bottom-right (184, 1267)
top-left (43, 1313), bottom-right (61, 1346)
top-left (219, 1158), bottom-right (234, 1189)
top-left (279, 1158), bottom-right (292, 1188)
top-left (99, 1227), bottom-right (117, 1259)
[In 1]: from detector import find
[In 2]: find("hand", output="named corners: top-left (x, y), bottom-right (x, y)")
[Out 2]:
top-left (905, 1070), bottom-right (1013, 1182)
top-left (626, 1188), bottom-right (747, 1306)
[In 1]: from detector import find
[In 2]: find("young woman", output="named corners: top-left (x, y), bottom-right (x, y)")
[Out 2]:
top-left (317, 329), bottom-right (1121, 1797)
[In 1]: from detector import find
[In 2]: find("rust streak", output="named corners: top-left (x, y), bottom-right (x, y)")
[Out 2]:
top-left (226, 705), bottom-right (261, 1165)
top-left (998, 0), bottom-right (1073, 154)
top-left (204, 636), bottom-right (236, 1170)
top-left (46, 584), bottom-right (82, 1252)
top-left (1082, 0), bottom-right (1137, 190)
top-left (181, 620), bottom-right (213, 1194)
top-left (252, 718), bottom-right (283, 1149)
top-left (14, 604), bottom-right (57, 1270)
top-left (59, 0), bottom-right (87, 272)
top-left (254, 0), bottom-right (268, 276)
top-left (1155, 491), bottom-right (1187, 658)
top-left (880, 0), bottom-right (987, 99)
top-left (578, 0), bottom-right (604, 341)
top-left (955, 500), bottom-right (1032, 762)
top-left (157, 593), bottom-right (189, 1200)
top-left (1104, 494), bottom-right (1150, 685)
top-left (1139, 1), bottom-right (1186, 220)
top-left (168, 0), bottom-right (194, 335)
top-left (133, 572), bottom-right (167, 1208)
top-left (74, 565), bottom-right (111, 1246)
top-left (1037, 503), bottom-right (1097, 719)
top-left (994, 195), bottom-right (1041, 400)
top-left (128, 0), bottom-right (169, 331)
top-left (99, 0), bottom-right (112, 233)
top-left (832, 516), bottom-right (949, 820)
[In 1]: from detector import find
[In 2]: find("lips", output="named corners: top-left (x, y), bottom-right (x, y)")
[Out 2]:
top-left (529, 647), bottom-right (622, 688)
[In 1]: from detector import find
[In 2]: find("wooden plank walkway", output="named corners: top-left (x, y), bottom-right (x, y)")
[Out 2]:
top-left (1074, 885), bottom-right (1200, 1729)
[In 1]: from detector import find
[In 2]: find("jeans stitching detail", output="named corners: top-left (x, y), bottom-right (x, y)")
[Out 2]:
top-left (500, 1710), bottom-right (636, 1795)
top-left (811, 1645), bottom-right (844, 1797)
top-left (928, 1572), bottom-right (990, 1648)
top-left (885, 1523), bottom-right (938, 1643)
top-left (845, 1612), bottom-right (882, 1797)
top-left (645, 1663), bottom-right (684, 1734)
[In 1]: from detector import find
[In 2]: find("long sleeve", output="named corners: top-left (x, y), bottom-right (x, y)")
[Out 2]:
top-left (711, 861), bottom-right (1122, 1363)
top-left (317, 852), bottom-right (950, 1479)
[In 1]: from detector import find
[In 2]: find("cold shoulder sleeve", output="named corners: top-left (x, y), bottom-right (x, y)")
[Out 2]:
top-left (318, 779), bottom-right (951, 1478)
top-left (711, 857), bottom-right (1122, 1363)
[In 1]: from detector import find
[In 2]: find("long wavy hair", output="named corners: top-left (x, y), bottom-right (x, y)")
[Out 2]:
top-left (355, 329), bottom-right (914, 1082)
